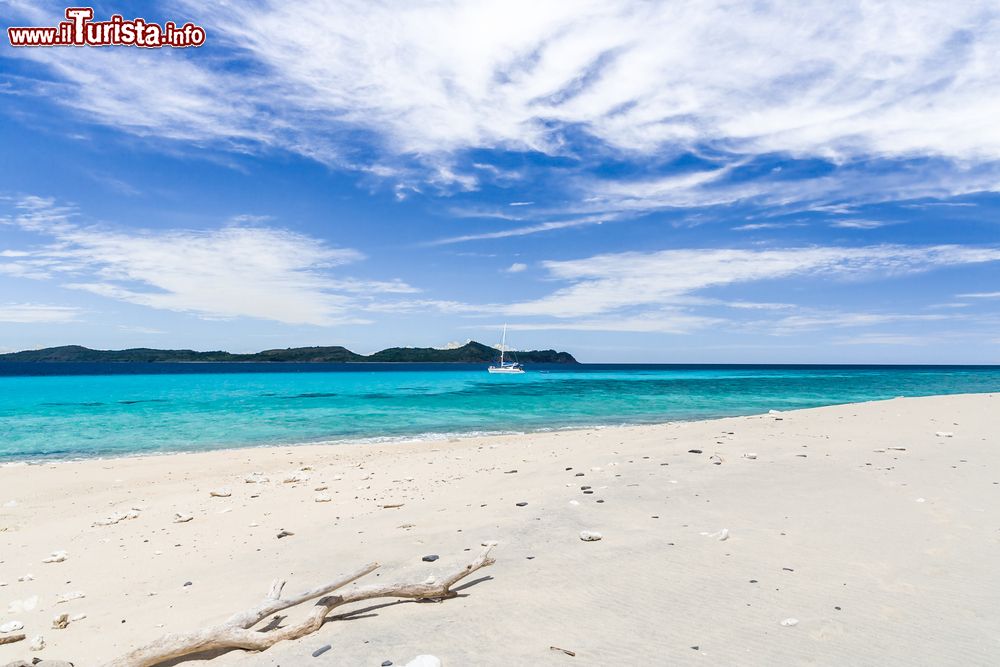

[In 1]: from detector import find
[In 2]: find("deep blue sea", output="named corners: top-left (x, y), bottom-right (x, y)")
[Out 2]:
top-left (1, 362), bottom-right (998, 461)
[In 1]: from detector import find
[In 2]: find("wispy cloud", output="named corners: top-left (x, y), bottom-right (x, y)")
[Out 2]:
top-left (505, 262), bottom-right (528, 273)
top-left (505, 245), bottom-right (1000, 319)
top-left (1, 196), bottom-right (415, 326)
top-left (7, 1), bottom-right (1000, 214)
top-left (0, 303), bottom-right (80, 324)
top-left (957, 291), bottom-right (1000, 298)
top-left (830, 219), bottom-right (892, 230)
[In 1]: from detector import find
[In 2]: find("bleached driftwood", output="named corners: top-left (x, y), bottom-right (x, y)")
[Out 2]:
top-left (103, 543), bottom-right (497, 667)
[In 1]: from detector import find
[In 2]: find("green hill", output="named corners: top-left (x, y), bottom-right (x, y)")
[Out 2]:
top-left (0, 341), bottom-right (577, 364)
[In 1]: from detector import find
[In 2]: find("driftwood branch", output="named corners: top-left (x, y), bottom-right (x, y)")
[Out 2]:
top-left (103, 544), bottom-right (497, 667)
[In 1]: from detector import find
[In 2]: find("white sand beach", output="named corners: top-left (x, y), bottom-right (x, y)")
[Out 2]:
top-left (1, 393), bottom-right (998, 666)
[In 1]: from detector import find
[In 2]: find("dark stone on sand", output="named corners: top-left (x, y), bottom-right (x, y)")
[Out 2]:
top-left (422, 554), bottom-right (439, 562)
top-left (183, 581), bottom-right (192, 586)
top-left (688, 449), bottom-right (702, 454)
top-left (583, 490), bottom-right (594, 494)
top-left (575, 472), bottom-right (584, 477)
top-left (312, 644), bottom-right (332, 657)
top-left (516, 501), bottom-right (528, 507)
top-left (382, 661), bottom-right (393, 666)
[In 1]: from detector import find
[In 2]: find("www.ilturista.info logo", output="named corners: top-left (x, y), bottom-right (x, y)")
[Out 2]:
top-left (8, 7), bottom-right (206, 48)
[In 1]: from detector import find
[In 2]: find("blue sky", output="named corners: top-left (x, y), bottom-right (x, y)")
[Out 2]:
top-left (1, 0), bottom-right (999, 362)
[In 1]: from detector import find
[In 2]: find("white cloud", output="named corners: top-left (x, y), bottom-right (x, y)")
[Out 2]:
top-left (8, 1), bottom-right (1000, 211)
top-left (1, 197), bottom-right (415, 326)
top-left (505, 245), bottom-right (1000, 319)
top-left (505, 262), bottom-right (528, 273)
top-left (830, 219), bottom-right (892, 229)
top-left (958, 291), bottom-right (1000, 298)
top-left (0, 303), bottom-right (80, 324)
top-left (832, 333), bottom-right (930, 346)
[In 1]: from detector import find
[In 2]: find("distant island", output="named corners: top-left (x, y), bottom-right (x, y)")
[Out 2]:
top-left (0, 341), bottom-right (578, 364)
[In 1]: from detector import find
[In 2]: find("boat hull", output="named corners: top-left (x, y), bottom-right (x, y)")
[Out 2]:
top-left (487, 366), bottom-right (525, 374)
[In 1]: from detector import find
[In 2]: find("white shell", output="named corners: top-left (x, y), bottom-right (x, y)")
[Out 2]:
top-left (314, 493), bottom-right (332, 503)
top-left (579, 530), bottom-right (603, 541)
top-left (43, 550), bottom-right (68, 563)
top-left (0, 620), bottom-right (24, 633)
top-left (405, 655), bottom-right (442, 667)
top-left (29, 634), bottom-right (45, 650)
top-left (55, 591), bottom-right (85, 604)
top-left (209, 488), bottom-right (232, 497)
top-left (781, 618), bottom-right (799, 626)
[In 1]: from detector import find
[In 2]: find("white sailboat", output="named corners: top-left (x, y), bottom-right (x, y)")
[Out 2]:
top-left (487, 324), bottom-right (524, 374)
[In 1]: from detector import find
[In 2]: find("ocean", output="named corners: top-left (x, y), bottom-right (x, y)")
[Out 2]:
top-left (1, 362), bottom-right (998, 461)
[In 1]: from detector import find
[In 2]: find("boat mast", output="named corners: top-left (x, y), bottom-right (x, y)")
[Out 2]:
top-left (500, 324), bottom-right (506, 365)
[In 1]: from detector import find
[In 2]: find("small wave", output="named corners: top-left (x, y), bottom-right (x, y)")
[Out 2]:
top-left (281, 392), bottom-right (339, 399)
top-left (40, 401), bottom-right (106, 407)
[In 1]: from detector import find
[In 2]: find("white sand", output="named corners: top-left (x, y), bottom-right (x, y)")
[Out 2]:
top-left (1, 393), bottom-right (998, 665)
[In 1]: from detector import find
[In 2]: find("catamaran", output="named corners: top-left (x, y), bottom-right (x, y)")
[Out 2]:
top-left (487, 324), bottom-right (524, 374)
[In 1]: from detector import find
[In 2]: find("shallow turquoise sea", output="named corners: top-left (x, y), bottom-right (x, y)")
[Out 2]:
top-left (1, 362), bottom-right (998, 461)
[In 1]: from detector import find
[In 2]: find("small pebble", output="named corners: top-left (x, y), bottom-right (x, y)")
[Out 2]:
top-left (688, 449), bottom-right (703, 454)
top-left (383, 662), bottom-right (393, 666)
top-left (422, 554), bottom-right (439, 562)
top-left (312, 644), bottom-right (332, 657)
top-left (515, 502), bottom-right (528, 507)
top-left (579, 530), bottom-right (602, 541)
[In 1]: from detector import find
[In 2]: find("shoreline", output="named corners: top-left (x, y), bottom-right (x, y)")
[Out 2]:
top-left (1, 391), bottom-right (994, 466)
top-left (1, 392), bottom-right (998, 664)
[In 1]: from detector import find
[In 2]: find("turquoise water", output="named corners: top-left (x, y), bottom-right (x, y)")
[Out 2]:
top-left (1, 363), bottom-right (998, 461)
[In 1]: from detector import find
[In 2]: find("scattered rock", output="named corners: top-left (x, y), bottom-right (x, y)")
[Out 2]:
top-left (515, 502), bottom-right (528, 507)
top-left (28, 634), bottom-right (44, 651)
top-left (742, 453), bottom-right (757, 460)
top-left (382, 661), bottom-right (393, 666)
top-left (579, 530), bottom-right (603, 541)
top-left (51, 613), bottom-right (69, 629)
top-left (283, 472), bottom-right (309, 484)
top-left (935, 431), bottom-right (954, 438)
top-left (55, 591), bottom-right (84, 604)
top-left (780, 618), bottom-right (799, 627)
top-left (209, 488), bottom-right (232, 498)
top-left (422, 554), bottom-right (439, 562)
top-left (69, 613), bottom-right (86, 622)
top-left (42, 550), bottom-right (67, 563)
top-left (0, 621), bottom-right (24, 633)
top-left (244, 473), bottom-right (269, 484)
top-left (314, 493), bottom-right (332, 503)
top-left (173, 513), bottom-right (193, 523)
top-left (312, 644), bottom-right (332, 657)
top-left (93, 510), bottom-right (140, 526)
top-left (276, 530), bottom-right (294, 539)
top-left (688, 449), bottom-right (703, 454)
